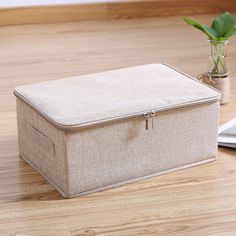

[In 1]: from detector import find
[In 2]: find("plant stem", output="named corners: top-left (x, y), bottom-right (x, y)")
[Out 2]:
top-left (211, 42), bottom-right (227, 77)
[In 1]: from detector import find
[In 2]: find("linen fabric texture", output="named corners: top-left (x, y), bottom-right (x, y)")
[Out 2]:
top-left (15, 64), bottom-right (219, 128)
top-left (15, 64), bottom-right (221, 198)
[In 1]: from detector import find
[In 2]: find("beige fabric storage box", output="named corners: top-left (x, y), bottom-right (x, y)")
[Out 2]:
top-left (14, 64), bottom-right (221, 198)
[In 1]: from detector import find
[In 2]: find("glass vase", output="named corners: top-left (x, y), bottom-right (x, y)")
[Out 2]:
top-left (206, 40), bottom-right (230, 104)
top-left (208, 40), bottom-right (229, 78)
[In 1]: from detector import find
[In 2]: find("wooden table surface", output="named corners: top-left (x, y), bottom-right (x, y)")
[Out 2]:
top-left (0, 14), bottom-right (236, 236)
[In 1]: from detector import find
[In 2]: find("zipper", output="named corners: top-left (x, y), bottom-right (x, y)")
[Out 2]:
top-left (144, 111), bottom-right (155, 130)
top-left (14, 89), bottom-right (219, 131)
top-left (14, 62), bottom-right (221, 131)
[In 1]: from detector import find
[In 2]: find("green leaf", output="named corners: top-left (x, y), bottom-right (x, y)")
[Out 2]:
top-left (204, 25), bottom-right (220, 38)
top-left (224, 27), bottom-right (236, 38)
top-left (212, 12), bottom-right (236, 35)
top-left (211, 17), bottom-right (224, 35)
top-left (182, 17), bottom-right (218, 40)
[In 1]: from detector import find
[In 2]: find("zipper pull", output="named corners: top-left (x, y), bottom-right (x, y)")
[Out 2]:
top-left (144, 113), bottom-right (150, 130)
top-left (144, 111), bottom-right (155, 130)
top-left (150, 111), bottom-right (155, 129)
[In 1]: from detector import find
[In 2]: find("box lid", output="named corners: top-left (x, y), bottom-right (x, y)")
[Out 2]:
top-left (14, 64), bottom-right (220, 129)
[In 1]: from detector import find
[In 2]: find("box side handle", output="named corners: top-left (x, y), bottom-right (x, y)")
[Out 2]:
top-left (24, 121), bottom-right (56, 156)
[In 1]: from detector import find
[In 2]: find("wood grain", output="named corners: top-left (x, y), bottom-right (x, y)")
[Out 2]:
top-left (0, 14), bottom-right (236, 235)
top-left (0, 0), bottom-right (236, 26)
top-left (0, 3), bottom-right (106, 26)
top-left (106, 0), bottom-right (236, 20)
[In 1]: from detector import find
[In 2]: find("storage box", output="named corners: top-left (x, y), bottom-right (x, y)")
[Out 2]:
top-left (14, 64), bottom-right (220, 198)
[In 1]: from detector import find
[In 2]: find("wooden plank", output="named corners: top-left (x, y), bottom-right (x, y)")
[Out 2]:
top-left (0, 3), bottom-right (106, 26)
top-left (107, 0), bottom-right (236, 19)
top-left (0, 0), bottom-right (236, 26)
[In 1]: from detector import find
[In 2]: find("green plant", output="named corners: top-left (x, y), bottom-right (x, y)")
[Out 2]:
top-left (182, 12), bottom-right (236, 77)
